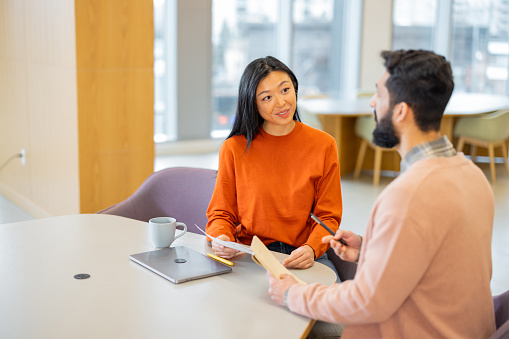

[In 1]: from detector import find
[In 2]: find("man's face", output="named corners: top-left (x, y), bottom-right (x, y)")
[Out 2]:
top-left (369, 71), bottom-right (400, 149)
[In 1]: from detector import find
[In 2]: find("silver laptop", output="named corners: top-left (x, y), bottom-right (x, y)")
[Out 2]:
top-left (129, 246), bottom-right (232, 284)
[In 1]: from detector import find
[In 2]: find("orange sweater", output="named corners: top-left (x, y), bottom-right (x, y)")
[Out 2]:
top-left (206, 122), bottom-right (343, 258)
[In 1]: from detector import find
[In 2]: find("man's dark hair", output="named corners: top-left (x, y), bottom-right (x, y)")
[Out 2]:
top-left (381, 49), bottom-right (454, 132)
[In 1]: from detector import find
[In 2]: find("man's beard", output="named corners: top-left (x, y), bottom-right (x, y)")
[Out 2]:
top-left (372, 109), bottom-right (399, 149)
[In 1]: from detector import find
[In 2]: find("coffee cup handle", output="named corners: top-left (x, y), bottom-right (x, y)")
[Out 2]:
top-left (174, 222), bottom-right (187, 241)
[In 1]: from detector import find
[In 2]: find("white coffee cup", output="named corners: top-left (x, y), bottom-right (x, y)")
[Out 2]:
top-left (149, 217), bottom-right (187, 248)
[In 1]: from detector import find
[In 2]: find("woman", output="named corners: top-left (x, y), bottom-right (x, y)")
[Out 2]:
top-left (206, 56), bottom-right (342, 273)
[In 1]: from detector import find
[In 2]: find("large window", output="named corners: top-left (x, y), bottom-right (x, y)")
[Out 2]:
top-left (392, 0), bottom-right (437, 51)
top-left (392, 0), bottom-right (509, 95)
top-left (211, 1), bottom-right (277, 138)
top-left (211, 0), bottom-right (350, 138)
top-left (154, 0), bottom-right (175, 142)
top-left (153, 0), bottom-right (361, 142)
top-left (450, 0), bottom-right (509, 93)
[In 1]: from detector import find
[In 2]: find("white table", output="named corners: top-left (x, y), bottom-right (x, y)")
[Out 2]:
top-left (0, 214), bottom-right (336, 339)
top-left (300, 93), bottom-right (509, 173)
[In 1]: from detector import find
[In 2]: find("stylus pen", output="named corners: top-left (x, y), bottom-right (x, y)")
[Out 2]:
top-left (207, 253), bottom-right (234, 266)
top-left (309, 213), bottom-right (348, 246)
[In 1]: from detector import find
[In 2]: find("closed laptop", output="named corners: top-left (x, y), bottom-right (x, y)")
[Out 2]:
top-left (130, 246), bottom-right (232, 284)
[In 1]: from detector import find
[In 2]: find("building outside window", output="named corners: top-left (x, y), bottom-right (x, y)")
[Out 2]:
top-left (392, 0), bottom-right (509, 95)
top-left (211, 0), bottom-right (342, 138)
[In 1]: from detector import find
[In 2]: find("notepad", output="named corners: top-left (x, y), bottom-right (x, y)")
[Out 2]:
top-left (250, 236), bottom-right (306, 285)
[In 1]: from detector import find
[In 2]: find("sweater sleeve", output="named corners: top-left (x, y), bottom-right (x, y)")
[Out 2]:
top-left (287, 178), bottom-right (459, 324)
top-left (288, 212), bottom-right (437, 324)
top-left (205, 141), bottom-right (239, 241)
top-left (305, 139), bottom-right (343, 258)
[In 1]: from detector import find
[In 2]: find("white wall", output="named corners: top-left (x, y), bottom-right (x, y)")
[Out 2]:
top-left (359, 0), bottom-right (393, 94)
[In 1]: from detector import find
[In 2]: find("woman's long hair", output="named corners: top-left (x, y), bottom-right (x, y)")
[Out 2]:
top-left (227, 56), bottom-right (301, 149)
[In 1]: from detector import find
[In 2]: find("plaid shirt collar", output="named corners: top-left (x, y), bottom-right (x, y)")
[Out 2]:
top-left (400, 136), bottom-right (457, 172)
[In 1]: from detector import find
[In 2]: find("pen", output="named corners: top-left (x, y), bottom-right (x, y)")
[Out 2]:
top-left (309, 213), bottom-right (348, 246)
top-left (207, 253), bottom-right (234, 266)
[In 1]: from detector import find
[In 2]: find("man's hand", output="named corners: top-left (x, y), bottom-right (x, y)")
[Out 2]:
top-left (211, 234), bottom-right (239, 259)
top-left (322, 229), bottom-right (362, 262)
top-left (267, 273), bottom-right (299, 307)
top-left (282, 245), bottom-right (314, 269)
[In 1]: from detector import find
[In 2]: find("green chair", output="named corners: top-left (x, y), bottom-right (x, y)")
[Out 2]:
top-left (454, 108), bottom-right (509, 183)
top-left (298, 94), bottom-right (327, 130)
top-left (353, 116), bottom-right (400, 186)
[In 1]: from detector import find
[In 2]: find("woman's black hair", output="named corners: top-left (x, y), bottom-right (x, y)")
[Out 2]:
top-left (227, 56), bottom-right (301, 148)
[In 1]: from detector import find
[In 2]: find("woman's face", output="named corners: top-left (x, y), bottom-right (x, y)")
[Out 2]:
top-left (255, 71), bottom-right (297, 136)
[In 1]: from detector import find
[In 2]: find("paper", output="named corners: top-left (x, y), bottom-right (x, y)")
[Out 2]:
top-left (194, 224), bottom-right (254, 255)
top-left (251, 236), bottom-right (306, 285)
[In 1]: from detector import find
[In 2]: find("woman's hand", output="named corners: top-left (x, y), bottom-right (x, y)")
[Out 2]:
top-left (322, 229), bottom-right (362, 262)
top-left (211, 234), bottom-right (240, 259)
top-left (282, 244), bottom-right (315, 269)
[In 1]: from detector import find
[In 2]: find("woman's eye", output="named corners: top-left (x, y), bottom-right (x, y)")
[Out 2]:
top-left (282, 87), bottom-right (290, 93)
top-left (262, 96), bottom-right (271, 101)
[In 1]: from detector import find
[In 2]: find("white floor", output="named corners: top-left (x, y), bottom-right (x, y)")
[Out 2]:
top-left (1, 152), bottom-right (508, 295)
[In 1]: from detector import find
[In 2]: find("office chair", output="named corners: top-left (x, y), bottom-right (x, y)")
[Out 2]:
top-left (98, 166), bottom-right (357, 280)
top-left (490, 289), bottom-right (509, 339)
top-left (298, 93), bottom-right (328, 130)
top-left (454, 108), bottom-right (509, 183)
top-left (98, 167), bottom-right (217, 234)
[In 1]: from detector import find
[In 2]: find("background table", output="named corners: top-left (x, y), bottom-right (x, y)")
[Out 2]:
top-left (300, 93), bottom-right (509, 174)
top-left (0, 214), bottom-right (336, 339)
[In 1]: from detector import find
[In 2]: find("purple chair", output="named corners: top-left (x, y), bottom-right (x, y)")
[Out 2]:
top-left (98, 166), bottom-right (357, 279)
top-left (491, 289), bottom-right (509, 339)
top-left (326, 249), bottom-right (357, 281)
top-left (98, 167), bottom-right (217, 234)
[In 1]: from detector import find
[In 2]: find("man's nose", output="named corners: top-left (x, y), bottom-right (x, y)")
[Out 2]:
top-left (369, 93), bottom-right (376, 108)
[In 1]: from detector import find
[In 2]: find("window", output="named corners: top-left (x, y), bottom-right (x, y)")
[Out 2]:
top-left (292, 0), bottom-right (341, 97)
top-left (392, 0), bottom-right (437, 51)
top-left (154, 0), bottom-right (176, 142)
top-left (450, 0), bottom-right (509, 94)
top-left (392, 0), bottom-right (509, 95)
top-left (153, 0), bottom-right (361, 142)
top-left (211, 0), bottom-right (355, 138)
top-left (211, 0), bottom-right (278, 138)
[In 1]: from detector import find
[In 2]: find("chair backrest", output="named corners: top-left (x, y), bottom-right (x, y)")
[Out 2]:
top-left (98, 167), bottom-right (217, 234)
top-left (355, 116), bottom-right (376, 140)
top-left (489, 289), bottom-right (509, 339)
top-left (326, 248), bottom-right (357, 281)
top-left (454, 108), bottom-right (509, 142)
top-left (490, 320), bottom-right (509, 339)
top-left (495, 290), bottom-right (509, 327)
top-left (299, 94), bottom-right (329, 130)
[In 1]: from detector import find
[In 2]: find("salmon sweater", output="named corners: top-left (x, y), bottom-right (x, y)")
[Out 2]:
top-left (288, 155), bottom-right (496, 338)
top-left (206, 122), bottom-right (343, 258)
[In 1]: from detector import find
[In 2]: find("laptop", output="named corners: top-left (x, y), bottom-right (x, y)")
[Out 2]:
top-left (129, 246), bottom-right (232, 284)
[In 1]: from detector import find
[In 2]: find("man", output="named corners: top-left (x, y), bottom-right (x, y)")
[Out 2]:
top-left (267, 49), bottom-right (496, 338)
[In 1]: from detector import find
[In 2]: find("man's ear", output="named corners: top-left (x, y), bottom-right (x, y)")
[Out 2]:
top-left (393, 102), bottom-right (410, 123)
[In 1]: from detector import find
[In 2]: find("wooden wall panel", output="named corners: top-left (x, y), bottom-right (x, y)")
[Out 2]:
top-left (0, 0), bottom-right (80, 217)
top-left (75, 0), bottom-right (154, 213)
